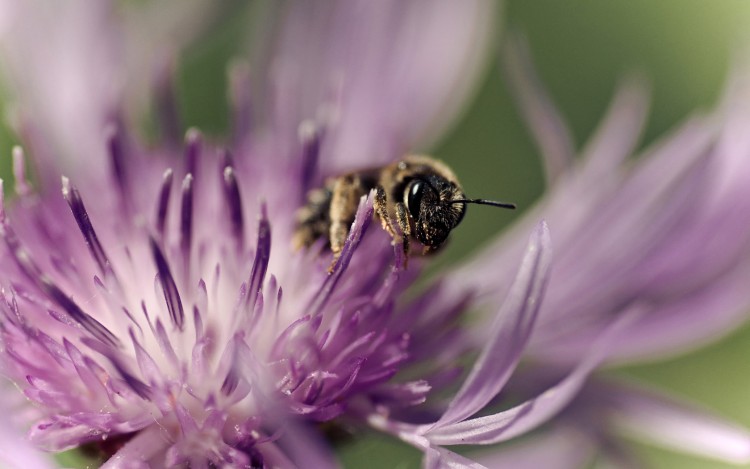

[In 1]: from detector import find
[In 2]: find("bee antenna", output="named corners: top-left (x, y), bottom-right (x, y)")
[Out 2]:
top-left (452, 198), bottom-right (516, 210)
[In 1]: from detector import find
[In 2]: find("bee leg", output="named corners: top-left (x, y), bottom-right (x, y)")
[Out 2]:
top-left (328, 175), bottom-right (365, 272)
top-left (374, 186), bottom-right (408, 267)
top-left (374, 185), bottom-right (397, 238)
top-left (394, 202), bottom-right (411, 264)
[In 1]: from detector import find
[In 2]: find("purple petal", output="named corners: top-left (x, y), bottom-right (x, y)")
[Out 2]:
top-left (152, 319), bottom-right (180, 374)
top-left (579, 75), bottom-right (650, 178)
top-left (222, 164), bottom-right (245, 247)
top-left (2, 225), bottom-right (119, 347)
top-left (28, 418), bottom-right (105, 452)
top-left (429, 309), bottom-right (640, 445)
top-left (0, 0), bottom-right (122, 185)
top-left (0, 413), bottom-right (56, 469)
top-left (179, 173), bottom-right (194, 259)
top-left (12, 147), bottom-right (31, 197)
top-left (270, 0), bottom-right (495, 170)
top-left (129, 329), bottom-right (162, 387)
top-left (62, 176), bottom-right (113, 276)
top-left (603, 264), bottom-right (750, 363)
top-left (608, 383), bottom-right (750, 464)
top-left (308, 192), bottom-right (374, 316)
top-left (63, 339), bottom-right (109, 399)
top-left (155, 169), bottom-right (174, 237)
top-left (436, 221), bottom-right (551, 427)
top-left (502, 33), bottom-right (575, 185)
top-left (150, 237), bottom-right (185, 330)
top-left (273, 418), bottom-right (341, 469)
top-left (246, 203), bottom-right (271, 305)
top-left (473, 426), bottom-right (595, 469)
top-left (425, 446), bottom-right (487, 469)
top-left (101, 425), bottom-right (168, 469)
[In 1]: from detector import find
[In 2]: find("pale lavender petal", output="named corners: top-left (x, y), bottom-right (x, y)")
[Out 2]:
top-left (436, 221), bottom-right (551, 427)
top-left (473, 426), bottom-right (595, 469)
top-left (440, 41), bottom-right (750, 376)
top-left (269, 0), bottom-right (495, 170)
top-left (0, 0), bottom-right (122, 184)
top-left (579, 74), bottom-right (650, 178)
top-left (0, 401), bottom-right (56, 469)
top-left (429, 310), bottom-right (639, 445)
top-left (101, 425), bottom-right (167, 469)
top-left (502, 33), bottom-right (575, 184)
top-left (275, 419), bottom-right (341, 469)
top-left (425, 446), bottom-right (488, 469)
top-left (609, 384), bottom-right (750, 464)
top-left (603, 261), bottom-right (750, 363)
top-left (119, 0), bottom-right (219, 113)
top-left (0, 0), bottom-right (220, 184)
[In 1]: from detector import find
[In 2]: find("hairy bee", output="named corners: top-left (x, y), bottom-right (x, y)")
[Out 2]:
top-left (293, 155), bottom-right (515, 268)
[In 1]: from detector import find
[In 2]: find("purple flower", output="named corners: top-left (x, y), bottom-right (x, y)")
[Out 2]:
top-left (4, 1), bottom-right (748, 468)
top-left (0, 2), bottom-right (621, 468)
top-left (444, 36), bottom-right (750, 465)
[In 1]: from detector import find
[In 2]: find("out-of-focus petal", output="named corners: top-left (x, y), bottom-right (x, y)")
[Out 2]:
top-left (473, 426), bottom-right (595, 469)
top-left (608, 383), bottom-right (750, 464)
top-left (0, 0), bottom-right (122, 185)
top-left (600, 262), bottom-right (750, 363)
top-left (121, 0), bottom-right (218, 92)
top-left (100, 425), bottom-right (164, 469)
top-left (579, 74), bottom-right (650, 180)
top-left (448, 47), bottom-right (750, 365)
top-left (0, 0), bottom-right (220, 184)
top-left (274, 421), bottom-right (341, 469)
top-left (502, 33), bottom-right (575, 184)
top-left (437, 221), bottom-right (551, 427)
top-left (265, 0), bottom-right (495, 171)
top-left (0, 399), bottom-right (56, 469)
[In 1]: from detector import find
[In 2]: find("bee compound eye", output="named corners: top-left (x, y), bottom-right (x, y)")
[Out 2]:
top-left (406, 180), bottom-right (424, 219)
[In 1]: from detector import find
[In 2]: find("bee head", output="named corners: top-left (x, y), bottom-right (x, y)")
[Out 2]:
top-left (404, 176), bottom-right (516, 250)
top-left (404, 176), bottom-right (466, 248)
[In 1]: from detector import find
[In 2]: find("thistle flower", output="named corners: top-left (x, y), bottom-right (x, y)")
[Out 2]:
top-left (0, 2), bottom-right (631, 468)
top-left (444, 37), bottom-right (750, 465)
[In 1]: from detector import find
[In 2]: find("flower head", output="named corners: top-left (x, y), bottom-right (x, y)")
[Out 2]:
top-left (0, 1), bottom-right (608, 468)
top-left (4, 2), bottom-right (749, 468)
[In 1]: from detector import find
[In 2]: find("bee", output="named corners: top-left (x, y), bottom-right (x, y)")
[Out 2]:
top-left (293, 155), bottom-right (515, 269)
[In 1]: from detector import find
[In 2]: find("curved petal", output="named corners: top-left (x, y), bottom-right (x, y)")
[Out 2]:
top-left (428, 309), bottom-right (639, 446)
top-left (608, 383), bottom-right (750, 464)
top-left (425, 446), bottom-right (487, 469)
top-left (0, 0), bottom-right (220, 185)
top-left (448, 53), bottom-right (750, 364)
top-left (266, 0), bottom-right (496, 171)
top-left (100, 425), bottom-right (168, 468)
top-left (0, 402), bottom-right (57, 469)
top-left (273, 418), bottom-right (341, 469)
top-left (436, 221), bottom-right (551, 427)
top-left (502, 33), bottom-right (575, 185)
top-left (578, 74), bottom-right (650, 179)
top-left (0, 0), bottom-right (123, 185)
top-left (473, 426), bottom-right (596, 469)
top-left (120, 0), bottom-right (219, 113)
top-left (603, 260), bottom-right (750, 363)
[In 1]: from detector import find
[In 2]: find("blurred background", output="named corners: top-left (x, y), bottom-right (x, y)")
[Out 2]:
top-left (4, 0), bottom-right (750, 467)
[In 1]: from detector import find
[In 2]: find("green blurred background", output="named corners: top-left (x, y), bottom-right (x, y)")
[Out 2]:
top-left (6, 0), bottom-right (750, 467)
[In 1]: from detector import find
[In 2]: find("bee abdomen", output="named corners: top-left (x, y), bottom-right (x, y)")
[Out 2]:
top-left (293, 186), bottom-right (333, 250)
